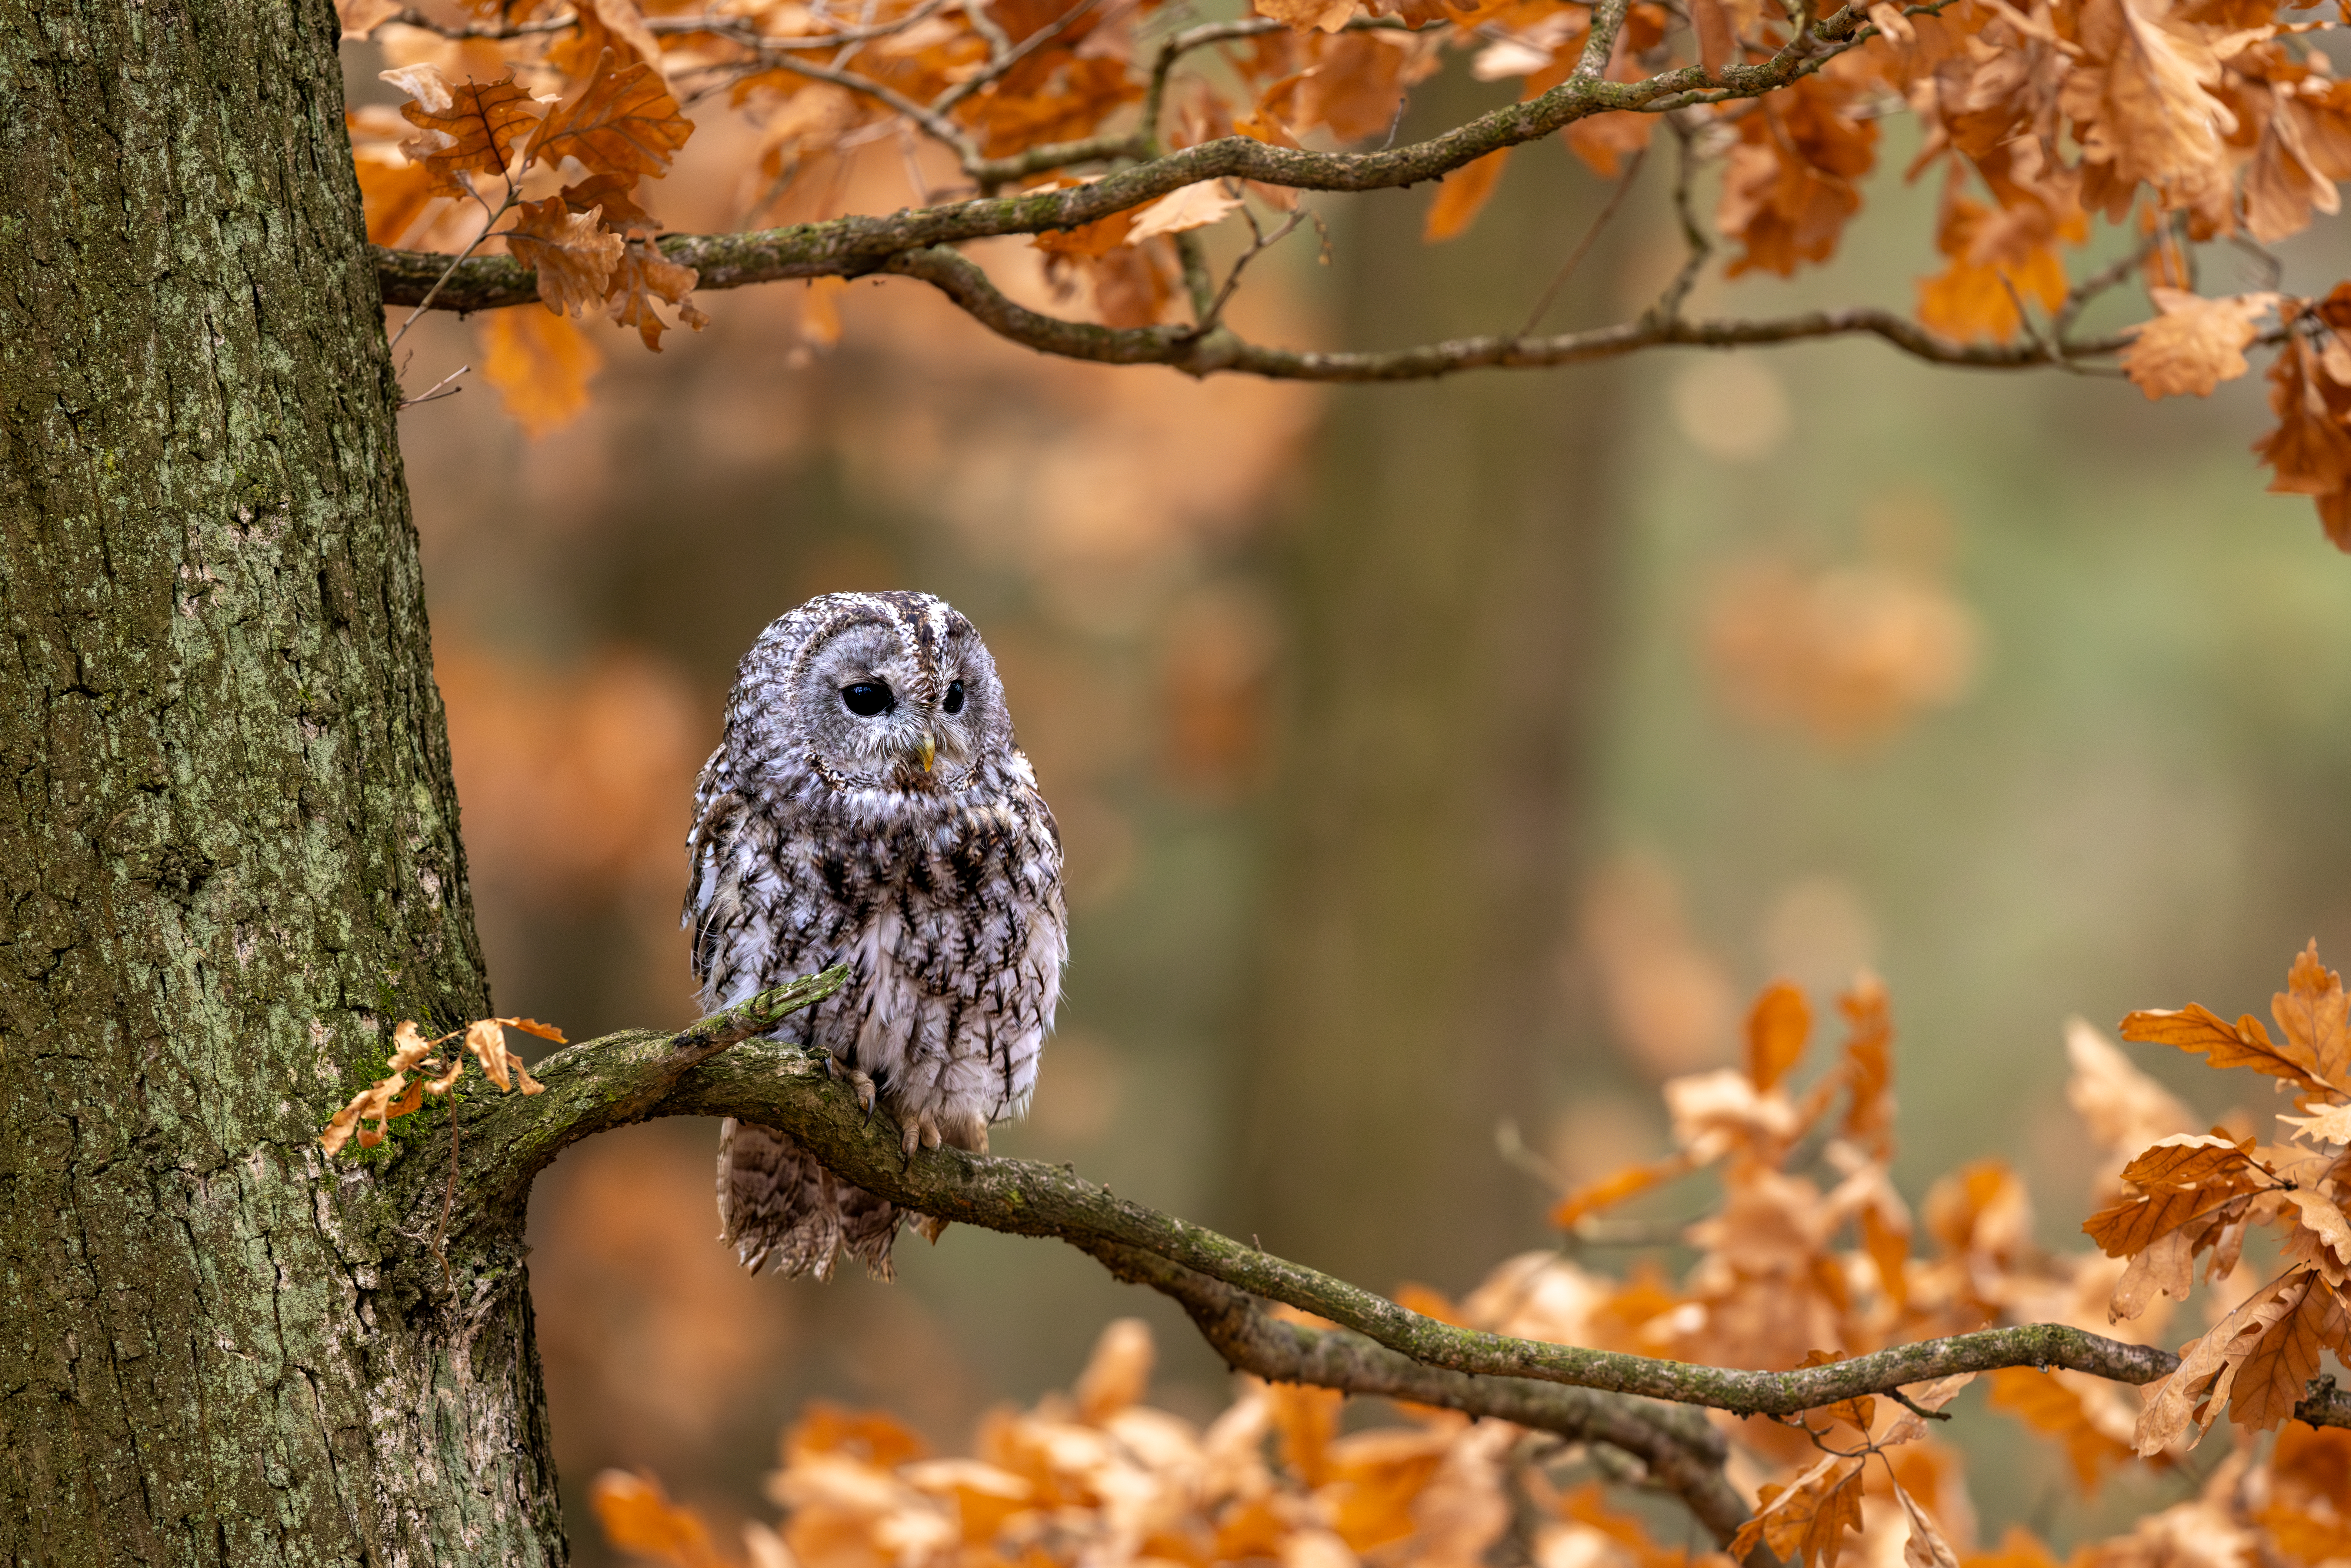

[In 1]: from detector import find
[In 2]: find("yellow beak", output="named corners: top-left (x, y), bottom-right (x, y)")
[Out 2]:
top-left (916, 731), bottom-right (936, 774)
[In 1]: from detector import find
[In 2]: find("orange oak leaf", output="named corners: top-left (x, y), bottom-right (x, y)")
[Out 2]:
top-left (1551, 1151), bottom-right (1698, 1228)
top-left (526, 49), bottom-right (696, 181)
top-left (1424, 148), bottom-right (1511, 243)
top-left (1839, 975), bottom-right (1894, 1153)
top-left (2276, 941), bottom-right (2351, 1087)
top-left (591, 1469), bottom-right (736, 1568)
top-left (391, 68), bottom-right (543, 196)
top-left (505, 196), bottom-right (628, 317)
top-left (2118, 1133), bottom-right (2258, 1192)
top-left (1126, 181), bottom-right (1245, 244)
top-left (478, 307), bottom-right (604, 439)
top-left (2120, 289), bottom-right (2278, 400)
top-left (1893, 1481), bottom-right (1960, 1568)
top-left (2083, 1175), bottom-right (2257, 1258)
top-left (2134, 1270), bottom-right (2310, 1453)
top-left (2122, 1001), bottom-right (2331, 1091)
top-left (1730, 1453), bottom-right (1867, 1568)
top-left (2254, 330), bottom-right (2351, 551)
top-left (1984, 1368), bottom-right (2141, 1491)
top-left (561, 173), bottom-right (663, 234)
top-left (607, 243), bottom-right (709, 351)
top-left (1747, 980), bottom-right (1811, 1093)
top-left (1252, 0), bottom-right (1361, 33)
top-left (2230, 1272), bottom-right (2342, 1432)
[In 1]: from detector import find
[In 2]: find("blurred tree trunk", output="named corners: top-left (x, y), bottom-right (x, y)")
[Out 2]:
top-left (1235, 114), bottom-right (1630, 1290)
top-left (0, 3), bottom-right (562, 1562)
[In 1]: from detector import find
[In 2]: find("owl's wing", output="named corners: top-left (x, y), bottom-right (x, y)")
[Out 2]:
top-left (681, 743), bottom-right (735, 986)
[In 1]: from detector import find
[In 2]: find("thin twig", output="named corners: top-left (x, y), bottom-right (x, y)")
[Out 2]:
top-left (1516, 143), bottom-right (1648, 339)
top-left (934, 0), bottom-right (1106, 113)
top-left (386, 185), bottom-right (519, 353)
top-left (1194, 201), bottom-right (1304, 334)
top-left (397, 363), bottom-right (470, 410)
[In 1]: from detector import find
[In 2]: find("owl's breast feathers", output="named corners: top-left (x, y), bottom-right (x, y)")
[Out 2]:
top-left (683, 743), bottom-right (1066, 1125)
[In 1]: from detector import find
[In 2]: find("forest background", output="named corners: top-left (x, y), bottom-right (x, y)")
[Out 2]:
top-left (348, 14), bottom-right (2351, 1565)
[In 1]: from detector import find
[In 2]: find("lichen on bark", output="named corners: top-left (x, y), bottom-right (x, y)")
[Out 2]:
top-left (0, 2), bottom-right (564, 1562)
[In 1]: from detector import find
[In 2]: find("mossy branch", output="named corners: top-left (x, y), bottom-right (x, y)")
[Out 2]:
top-left (433, 980), bottom-right (2351, 1554)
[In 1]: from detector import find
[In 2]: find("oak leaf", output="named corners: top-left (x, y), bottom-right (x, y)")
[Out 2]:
top-left (2133, 1270), bottom-right (2309, 1452)
top-left (1729, 1453), bottom-right (1866, 1568)
top-left (1984, 1368), bottom-right (2141, 1490)
top-left (2276, 941), bottom-right (2351, 1087)
top-left (526, 48), bottom-right (696, 181)
top-left (478, 307), bottom-right (605, 439)
top-left (1126, 181), bottom-right (1245, 243)
top-left (1747, 979), bottom-right (1812, 1093)
top-left (2120, 289), bottom-right (2277, 400)
top-left (2083, 1176), bottom-right (2255, 1258)
top-left (608, 243), bottom-right (709, 351)
top-left (2122, 1001), bottom-right (2332, 1091)
top-left (562, 173), bottom-right (663, 234)
top-left (1073, 1318), bottom-right (1154, 1422)
top-left (1893, 1481), bottom-right (1960, 1568)
top-left (591, 1469), bottom-right (736, 1568)
top-left (505, 197), bottom-right (628, 318)
top-left (2230, 1272), bottom-right (2340, 1431)
top-left (1252, 0), bottom-right (1361, 33)
top-left (391, 69), bottom-right (543, 196)
top-left (1424, 149), bottom-right (1511, 243)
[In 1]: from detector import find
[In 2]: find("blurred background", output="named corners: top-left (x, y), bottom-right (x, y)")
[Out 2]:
top-left (373, 46), bottom-right (2351, 1564)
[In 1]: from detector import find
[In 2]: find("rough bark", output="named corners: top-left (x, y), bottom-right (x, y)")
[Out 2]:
top-left (0, 3), bottom-right (560, 1563)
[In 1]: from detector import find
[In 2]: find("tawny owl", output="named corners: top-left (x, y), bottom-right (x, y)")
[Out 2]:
top-left (684, 591), bottom-right (1066, 1280)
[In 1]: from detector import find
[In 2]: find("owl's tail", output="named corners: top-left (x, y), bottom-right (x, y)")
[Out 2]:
top-left (716, 1118), bottom-right (904, 1280)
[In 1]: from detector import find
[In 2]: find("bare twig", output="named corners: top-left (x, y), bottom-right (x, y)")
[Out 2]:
top-left (396, 363), bottom-right (470, 410)
top-left (1194, 201), bottom-right (1305, 334)
top-left (386, 186), bottom-right (519, 352)
top-left (934, 0), bottom-right (1106, 113)
top-left (1516, 143), bottom-right (1647, 339)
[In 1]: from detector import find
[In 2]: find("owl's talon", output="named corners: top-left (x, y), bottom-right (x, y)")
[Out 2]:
top-left (827, 1055), bottom-right (877, 1114)
top-left (900, 1118), bottom-right (921, 1161)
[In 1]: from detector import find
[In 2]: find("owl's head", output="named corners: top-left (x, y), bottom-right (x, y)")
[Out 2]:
top-left (732, 591), bottom-right (1015, 792)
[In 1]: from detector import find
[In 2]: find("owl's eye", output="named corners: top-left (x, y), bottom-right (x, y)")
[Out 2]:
top-left (840, 682), bottom-right (894, 717)
top-left (943, 680), bottom-right (966, 715)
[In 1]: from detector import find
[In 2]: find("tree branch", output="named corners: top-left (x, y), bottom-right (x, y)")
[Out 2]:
top-left (439, 1006), bottom-right (2351, 1446)
top-left (371, 0), bottom-right (1929, 316)
top-left (1080, 1240), bottom-right (1757, 1549)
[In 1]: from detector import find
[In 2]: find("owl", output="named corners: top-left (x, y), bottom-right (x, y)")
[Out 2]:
top-left (683, 591), bottom-right (1067, 1280)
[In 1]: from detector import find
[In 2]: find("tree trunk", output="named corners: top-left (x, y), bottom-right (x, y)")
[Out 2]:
top-left (1235, 118), bottom-right (1628, 1291)
top-left (0, 3), bottom-right (562, 1562)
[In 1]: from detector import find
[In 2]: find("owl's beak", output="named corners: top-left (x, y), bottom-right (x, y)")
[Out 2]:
top-left (916, 731), bottom-right (937, 774)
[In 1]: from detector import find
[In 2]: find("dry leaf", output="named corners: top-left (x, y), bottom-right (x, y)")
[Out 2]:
top-left (478, 307), bottom-right (604, 438)
top-left (526, 48), bottom-right (696, 181)
top-left (1985, 1368), bottom-right (2140, 1490)
top-left (608, 243), bottom-right (708, 351)
top-left (1253, 0), bottom-right (1361, 33)
top-left (1894, 1481), bottom-right (1961, 1568)
top-left (2275, 941), bottom-right (2351, 1087)
top-left (593, 1469), bottom-right (737, 1568)
top-left (393, 70), bottom-right (542, 195)
top-left (506, 196), bottom-right (627, 317)
top-left (2120, 290), bottom-right (2277, 400)
top-left (1073, 1318), bottom-right (1154, 1421)
top-left (1424, 149), bottom-right (1511, 243)
top-left (1126, 182), bottom-right (1245, 243)
top-left (2122, 1002), bottom-right (2331, 1092)
top-left (1747, 980), bottom-right (1812, 1093)
top-left (1730, 1453), bottom-right (1867, 1568)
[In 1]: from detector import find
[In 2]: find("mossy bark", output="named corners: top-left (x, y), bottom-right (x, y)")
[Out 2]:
top-left (0, 3), bottom-right (562, 1562)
